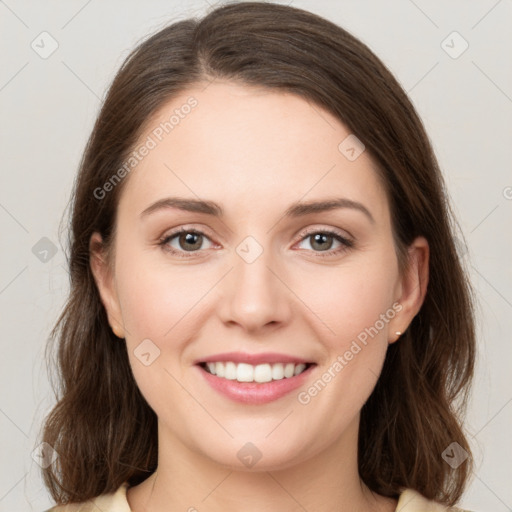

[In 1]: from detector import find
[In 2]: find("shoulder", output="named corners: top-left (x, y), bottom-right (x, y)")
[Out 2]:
top-left (43, 482), bottom-right (131, 512)
top-left (397, 488), bottom-right (475, 512)
top-left (45, 483), bottom-right (477, 512)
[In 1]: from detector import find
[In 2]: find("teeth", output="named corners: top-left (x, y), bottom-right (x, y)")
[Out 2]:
top-left (224, 362), bottom-right (237, 380)
top-left (203, 361), bottom-right (308, 382)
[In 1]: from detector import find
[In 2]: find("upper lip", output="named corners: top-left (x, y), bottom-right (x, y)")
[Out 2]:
top-left (194, 352), bottom-right (314, 365)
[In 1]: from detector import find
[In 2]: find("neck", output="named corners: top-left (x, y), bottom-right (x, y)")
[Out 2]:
top-left (126, 416), bottom-right (397, 512)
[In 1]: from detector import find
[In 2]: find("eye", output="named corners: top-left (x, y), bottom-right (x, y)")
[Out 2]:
top-left (158, 226), bottom-right (354, 259)
top-left (295, 228), bottom-right (354, 257)
top-left (159, 228), bottom-right (215, 258)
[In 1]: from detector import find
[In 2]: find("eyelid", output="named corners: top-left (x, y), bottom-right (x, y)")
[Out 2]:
top-left (159, 223), bottom-right (216, 243)
top-left (293, 225), bottom-right (353, 245)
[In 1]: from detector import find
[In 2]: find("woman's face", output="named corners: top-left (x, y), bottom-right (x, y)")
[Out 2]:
top-left (91, 81), bottom-right (428, 471)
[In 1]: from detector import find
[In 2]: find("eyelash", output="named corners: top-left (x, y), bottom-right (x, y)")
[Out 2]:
top-left (158, 227), bottom-right (354, 259)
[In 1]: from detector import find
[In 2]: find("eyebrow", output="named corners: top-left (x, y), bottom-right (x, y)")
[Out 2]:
top-left (140, 196), bottom-right (375, 224)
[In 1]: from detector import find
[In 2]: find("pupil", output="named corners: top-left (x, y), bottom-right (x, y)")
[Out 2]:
top-left (312, 233), bottom-right (332, 251)
top-left (181, 232), bottom-right (201, 251)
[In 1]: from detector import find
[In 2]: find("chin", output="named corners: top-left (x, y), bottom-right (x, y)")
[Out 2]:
top-left (197, 436), bottom-right (311, 473)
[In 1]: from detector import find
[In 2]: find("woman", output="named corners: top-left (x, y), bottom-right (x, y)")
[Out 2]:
top-left (40, 2), bottom-right (477, 511)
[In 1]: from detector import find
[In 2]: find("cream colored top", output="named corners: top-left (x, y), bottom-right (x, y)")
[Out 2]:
top-left (46, 481), bottom-right (474, 511)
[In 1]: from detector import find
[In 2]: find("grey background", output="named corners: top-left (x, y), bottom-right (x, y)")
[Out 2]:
top-left (0, 0), bottom-right (511, 510)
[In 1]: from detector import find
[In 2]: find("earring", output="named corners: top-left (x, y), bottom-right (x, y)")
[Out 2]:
top-left (395, 331), bottom-right (402, 337)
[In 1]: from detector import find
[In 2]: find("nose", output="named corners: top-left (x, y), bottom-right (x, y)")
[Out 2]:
top-left (217, 247), bottom-right (292, 333)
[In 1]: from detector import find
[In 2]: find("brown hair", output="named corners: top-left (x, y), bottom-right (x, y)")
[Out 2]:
top-left (41, 1), bottom-right (477, 507)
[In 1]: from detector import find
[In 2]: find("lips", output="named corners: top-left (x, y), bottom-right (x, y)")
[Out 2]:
top-left (194, 351), bottom-right (313, 365)
top-left (193, 351), bottom-right (317, 404)
top-left (196, 362), bottom-right (316, 404)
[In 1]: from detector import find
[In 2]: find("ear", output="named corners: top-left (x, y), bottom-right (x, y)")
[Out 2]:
top-left (389, 236), bottom-right (429, 344)
top-left (89, 232), bottom-right (125, 339)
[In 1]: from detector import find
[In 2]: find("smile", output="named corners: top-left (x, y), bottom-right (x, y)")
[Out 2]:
top-left (200, 361), bottom-right (313, 383)
top-left (196, 361), bottom-right (317, 404)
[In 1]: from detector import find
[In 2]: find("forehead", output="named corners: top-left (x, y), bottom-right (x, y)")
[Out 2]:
top-left (118, 81), bottom-right (390, 226)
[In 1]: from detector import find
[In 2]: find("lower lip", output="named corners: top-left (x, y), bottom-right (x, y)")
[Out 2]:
top-left (196, 364), bottom-right (316, 404)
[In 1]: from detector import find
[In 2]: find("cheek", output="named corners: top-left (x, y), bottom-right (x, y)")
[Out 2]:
top-left (114, 248), bottom-right (223, 391)
top-left (115, 249), bottom-right (208, 338)
top-left (295, 267), bottom-right (396, 418)
top-left (115, 254), bottom-right (207, 413)
top-left (292, 250), bottom-right (398, 408)
top-left (296, 251), bottom-right (398, 344)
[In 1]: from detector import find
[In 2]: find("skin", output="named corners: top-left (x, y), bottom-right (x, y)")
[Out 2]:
top-left (90, 81), bottom-right (429, 512)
